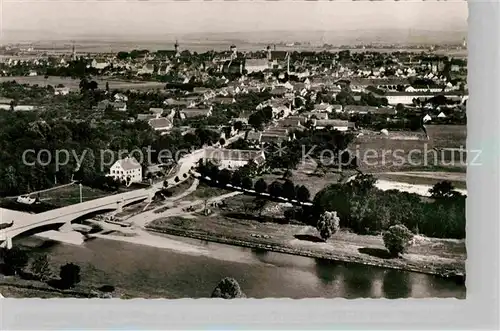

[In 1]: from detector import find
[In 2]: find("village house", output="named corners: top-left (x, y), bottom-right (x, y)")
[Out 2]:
top-left (204, 147), bottom-right (266, 170)
top-left (179, 107), bottom-right (213, 119)
top-left (114, 93), bottom-right (128, 102)
top-left (303, 111), bottom-right (329, 120)
top-left (163, 98), bottom-right (196, 108)
top-left (54, 87), bottom-right (70, 96)
top-left (108, 157), bottom-right (142, 184)
top-left (149, 107), bottom-right (165, 117)
top-left (312, 119), bottom-right (356, 131)
top-left (148, 118), bottom-right (173, 133)
top-left (137, 114), bottom-right (157, 121)
top-left (246, 130), bottom-right (263, 144)
top-left (313, 103), bottom-right (334, 113)
top-left (138, 63), bottom-right (155, 75)
top-left (278, 116), bottom-right (307, 129)
top-left (344, 105), bottom-right (379, 115)
top-left (91, 59), bottom-right (110, 70)
top-left (245, 58), bottom-right (269, 73)
top-left (211, 96), bottom-right (236, 105)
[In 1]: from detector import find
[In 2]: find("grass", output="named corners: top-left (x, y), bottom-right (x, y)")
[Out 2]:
top-left (187, 182), bottom-right (232, 200)
top-left (373, 173), bottom-right (467, 190)
top-left (35, 184), bottom-right (113, 207)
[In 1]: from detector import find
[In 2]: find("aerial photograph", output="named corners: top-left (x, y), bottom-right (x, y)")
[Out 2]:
top-left (0, 1), bottom-right (467, 299)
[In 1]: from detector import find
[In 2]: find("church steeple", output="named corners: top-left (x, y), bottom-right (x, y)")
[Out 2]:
top-left (174, 40), bottom-right (180, 57)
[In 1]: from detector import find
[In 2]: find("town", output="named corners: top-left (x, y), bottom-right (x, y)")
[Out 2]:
top-left (0, 39), bottom-right (467, 299)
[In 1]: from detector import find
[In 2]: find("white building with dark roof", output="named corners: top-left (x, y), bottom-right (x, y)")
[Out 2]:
top-left (108, 157), bottom-right (142, 184)
top-left (204, 148), bottom-right (265, 170)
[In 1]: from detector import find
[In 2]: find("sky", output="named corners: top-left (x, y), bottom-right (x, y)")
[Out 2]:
top-left (1, 0), bottom-right (468, 42)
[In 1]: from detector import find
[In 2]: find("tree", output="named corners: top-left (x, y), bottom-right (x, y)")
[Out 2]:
top-left (219, 138), bottom-right (226, 146)
top-left (282, 179), bottom-right (296, 200)
top-left (9, 99), bottom-right (17, 111)
top-left (268, 180), bottom-right (283, 197)
top-left (231, 170), bottom-right (242, 187)
top-left (396, 103), bottom-right (405, 112)
top-left (347, 174), bottom-right (377, 194)
top-left (1, 247), bottom-right (29, 276)
top-left (218, 169), bottom-right (232, 186)
top-left (30, 254), bottom-right (51, 281)
top-left (59, 263), bottom-right (81, 288)
top-left (252, 197), bottom-right (268, 218)
top-left (429, 181), bottom-right (456, 199)
top-left (316, 211), bottom-right (340, 241)
top-left (282, 169), bottom-right (293, 179)
top-left (88, 80), bottom-right (99, 91)
top-left (211, 277), bottom-right (246, 299)
top-left (241, 176), bottom-right (253, 190)
top-left (254, 178), bottom-right (267, 193)
top-left (296, 185), bottom-right (311, 202)
top-left (382, 224), bottom-right (414, 257)
top-left (233, 121), bottom-right (244, 131)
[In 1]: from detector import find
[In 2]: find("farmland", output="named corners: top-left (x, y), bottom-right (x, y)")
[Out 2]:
top-left (0, 76), bottom-right (166, 92)
top-left (352, 125), bottom-right (467, 173)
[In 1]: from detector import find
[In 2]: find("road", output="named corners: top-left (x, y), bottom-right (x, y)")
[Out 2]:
top-left (125, 190), bottom-right (242, 228)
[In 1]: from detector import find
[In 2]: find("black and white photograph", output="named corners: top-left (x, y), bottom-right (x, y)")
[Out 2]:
top-left (0, 0), bottom-right (468, 300)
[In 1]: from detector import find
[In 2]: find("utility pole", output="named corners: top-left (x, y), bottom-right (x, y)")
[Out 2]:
top-left (79, 183), bottom-right (83, 203)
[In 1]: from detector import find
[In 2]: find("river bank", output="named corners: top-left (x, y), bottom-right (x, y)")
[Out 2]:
top-left (146, 215), bottom-right (465, 281)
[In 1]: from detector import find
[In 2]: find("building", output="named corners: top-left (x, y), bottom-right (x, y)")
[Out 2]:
top-left (245, 58), bottom-right (269, 73)
top-left (54, 87), bottom-right (70, 96)
top-left (179, 107), bottom-right (212, 119)
top-left (108, 157), bottom-right (142, 184)
top-left (204, 147), bottom-right (265, 170)
top-left (114, 93), bottom-right (128, 102)
top-left (91, 59), bottom-right (110, 70)
top-left (313, 119), bottom-right (356, 131)
top-left (148, 118), bottom-right (173, 132)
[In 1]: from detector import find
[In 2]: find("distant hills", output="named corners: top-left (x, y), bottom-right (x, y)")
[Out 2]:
top-left (2, 28), bottom-right (467, 46)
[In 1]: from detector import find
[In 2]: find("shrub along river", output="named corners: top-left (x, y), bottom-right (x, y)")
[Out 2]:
top-left (15, 233), bottom-right (465, 299)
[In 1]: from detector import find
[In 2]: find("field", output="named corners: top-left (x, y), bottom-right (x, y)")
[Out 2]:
top-left (147, 201), bottom-right (466, 277)
top-left (34, 183), bottom-right (113, 207)
top-left (352, 125), bottom-right (467, 173)
top-left (0, 76), bottom-right (166, 92)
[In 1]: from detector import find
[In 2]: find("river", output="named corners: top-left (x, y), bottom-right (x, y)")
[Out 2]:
top-left (16, 234), bottom-right (465, 299)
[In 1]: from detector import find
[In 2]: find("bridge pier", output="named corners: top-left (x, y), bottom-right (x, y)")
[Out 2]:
top-left (59, 222), bottom-right (73, 233)
top-left (4, 237), bottom-right (13, 250)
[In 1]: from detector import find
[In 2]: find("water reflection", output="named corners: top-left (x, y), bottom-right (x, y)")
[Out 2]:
top-left (314, 259), bottom-right (340, 286)
top-left (382, 269), bottom-right (412, 299)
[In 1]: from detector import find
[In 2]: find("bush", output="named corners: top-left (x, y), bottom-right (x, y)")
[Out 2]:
top-left (254, 178), bottom-right (267, 193)
top-left (383, 224), bottom-right (414, 257)
top-left (316, 211), bottom-right (340, 241)
top-left (59, 263), bottom-right (81, 288)
top-left (211, 277), bottom-right (246, 299)
top-left (1, 247), bottom-right (29, 276)
top-left (296, 185), bottom-right (311, 202)
top-left (268, 181), bottom-right (283, 197)
top-left (30, 254), bottom-right (51, 281)
top-left (241, 176), bottom-right (253, 190)
top-left (174, 176), bottom-right (180, 183)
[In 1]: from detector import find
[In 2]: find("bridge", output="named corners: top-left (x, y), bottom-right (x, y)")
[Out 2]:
top-left (0, 147), bottom-right (209, 249)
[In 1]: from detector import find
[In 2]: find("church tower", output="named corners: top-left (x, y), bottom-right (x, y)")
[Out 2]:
top-left (71, 42), bottom-right (77, 61)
